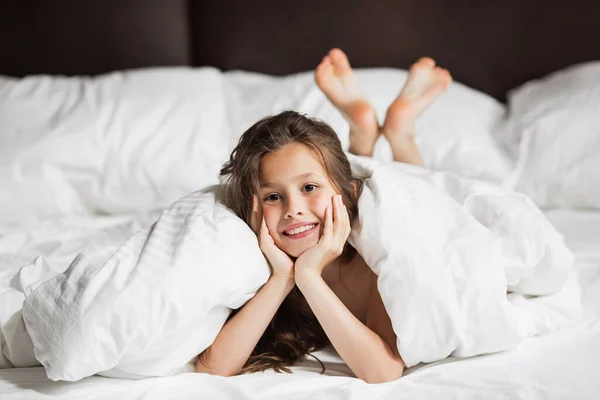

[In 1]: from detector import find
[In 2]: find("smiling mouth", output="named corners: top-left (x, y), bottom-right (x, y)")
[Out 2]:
top-left (282, 223), bottom-right (319, 239)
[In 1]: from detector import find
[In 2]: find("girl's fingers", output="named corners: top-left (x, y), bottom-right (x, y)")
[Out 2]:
top-left (333, 194), bottom-right (348, 241)
top-left (320, 195), bottom-right (350, 255)
top-left (331, 195), bottom-right (339, 237)
top-left (324, 205), bottom-right (333, 239)
top-left (344, 205), bottom-right (350, 236)
top-left (260, 217), bottom-right (269, 238)
top-left (335, 195), bottom-right (344, 226)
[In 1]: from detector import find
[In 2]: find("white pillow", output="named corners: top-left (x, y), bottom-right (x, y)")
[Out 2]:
top-left (501, 61), bottom-right (600, 208)
top-left (0, 68), bottom-right (231, 224)
top-left (1, 67), bottom-right (510, 224)
top-left (22, 189), bottom-right (270, 381)
top-left (0, 76), bottom-right (91, 224)
top-left (225, 68), bottom-right (513, 184)
top-left (357, 69), bottom-right (512, 183)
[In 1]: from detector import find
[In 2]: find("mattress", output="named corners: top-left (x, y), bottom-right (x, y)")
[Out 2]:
top-left (1, 209), bottom-right (599, 399)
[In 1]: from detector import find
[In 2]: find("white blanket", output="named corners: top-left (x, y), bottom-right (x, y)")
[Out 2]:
top-left (4, 157), bottom-right (580, 380)
top-left (16, 190), bottom-right (270, 381)
top-left (347, 155), bottom-right (580, 367)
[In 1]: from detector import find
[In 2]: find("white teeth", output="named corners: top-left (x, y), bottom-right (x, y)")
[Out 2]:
top-left (285, 224), bottom-right (316, 236)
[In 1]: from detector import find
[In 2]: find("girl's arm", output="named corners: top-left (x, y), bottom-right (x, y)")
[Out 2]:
top-left (293, 195), bottom-right (404, 383)
top-left (295, 271), bottom-right (405, 384)
top-left (195, 275), bottom-right (295, 376)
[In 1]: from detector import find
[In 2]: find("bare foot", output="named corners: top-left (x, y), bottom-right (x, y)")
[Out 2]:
top-left (383, 57), bottom-right (452, 142)
top-left (315, 48), bottom-right (379, 157)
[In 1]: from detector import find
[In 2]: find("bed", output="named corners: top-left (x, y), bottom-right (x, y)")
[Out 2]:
top-left (0, 210), bottom-right (599, 399)
top-left (2, 1), bottom-right (600, 399)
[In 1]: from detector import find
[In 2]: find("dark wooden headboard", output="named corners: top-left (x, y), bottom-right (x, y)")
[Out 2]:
top-left (1, 0), bottom-right (599, 101)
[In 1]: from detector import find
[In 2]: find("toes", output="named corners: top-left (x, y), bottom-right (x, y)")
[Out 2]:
top-left (434, 67), bottom-right (453, 84)
top-left (409, 58), bottom-right (436, 75)
top-left (443, 69), bottom-right (453, 83)
top-left (329, 48), bottom-right (348, 62)
top-left (416, 57), bottom-right (436, 67)
top-left (314, 59), bottom-right (334, 86)
top-left (328, 48), bottom-right (352, 74)
top-left (317, 55), bottom-right (332, 68)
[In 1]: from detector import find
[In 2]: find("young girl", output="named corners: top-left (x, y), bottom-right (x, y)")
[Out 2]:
top-left (195, 48), bottom-right (452, 384)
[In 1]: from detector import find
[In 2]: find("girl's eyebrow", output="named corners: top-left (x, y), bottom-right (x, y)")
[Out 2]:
top-left (260, 173), bottom-right (319, 188)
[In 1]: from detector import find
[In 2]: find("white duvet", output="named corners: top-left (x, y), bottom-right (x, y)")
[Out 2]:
top-left (1, 156), bottom-right (580, 381)
top-left (348, 156), bottom-right (579, 367)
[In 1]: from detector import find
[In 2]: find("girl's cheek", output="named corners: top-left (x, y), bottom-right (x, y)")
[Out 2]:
top-left (314, 196), bottom-right (332, 221)
top-left (262, 208), bottom-right (279, 232)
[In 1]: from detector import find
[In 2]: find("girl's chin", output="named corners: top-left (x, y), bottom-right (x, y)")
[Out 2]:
top-left (281, 240), bottom-right (318, 258)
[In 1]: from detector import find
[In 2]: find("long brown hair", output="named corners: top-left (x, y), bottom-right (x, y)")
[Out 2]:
top-left (215, 110), bottom-right (363, 374)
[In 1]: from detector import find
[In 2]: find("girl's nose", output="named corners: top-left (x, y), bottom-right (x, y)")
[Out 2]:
top-left (285, 195), bottom-right (305, 218)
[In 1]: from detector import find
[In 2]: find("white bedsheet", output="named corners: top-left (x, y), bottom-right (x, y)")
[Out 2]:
top-left (1, 209), bottom-right (599, 399)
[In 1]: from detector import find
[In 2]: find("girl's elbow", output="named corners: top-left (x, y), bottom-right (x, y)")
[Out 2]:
top-left (195, 356), bottom-right (239, 377)
top-left (363, 365), bottom-right (404, 384)
top-left (195, 363), bottom-right (238, 377)
top-left (384, 367), bottom-right (405, 383)
top-left (194, 359), bottom-right (214, 375)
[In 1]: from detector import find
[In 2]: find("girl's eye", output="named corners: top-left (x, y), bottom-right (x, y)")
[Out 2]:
top-left (303, 184), bottom-right (318, 193)
top-left (264, 193), bottom-right (281, 202)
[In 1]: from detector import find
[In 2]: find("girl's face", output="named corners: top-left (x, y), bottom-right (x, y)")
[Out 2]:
top-left (259, 142), bottom-right (339, 258)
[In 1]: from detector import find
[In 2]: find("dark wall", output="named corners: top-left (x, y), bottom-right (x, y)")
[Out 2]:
top-left (0, 0), bottom-right (191, 76)
top-left (2, 0), bottom-right (600, 100)
top-left (191, 0), bottom-right (600, 100)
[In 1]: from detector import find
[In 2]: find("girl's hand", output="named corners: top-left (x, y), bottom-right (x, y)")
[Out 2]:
top-left (294, 194), bottom-right (351, 278)
top-left (251, 196), bottom-right (294, 279)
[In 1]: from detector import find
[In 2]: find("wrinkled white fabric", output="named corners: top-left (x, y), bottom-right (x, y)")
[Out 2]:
top-left (0, 67), bottom-right (510, 224)
top-left (348, 155), bottom-right (580, 367)
top-left (2, 209), bottom-right (600, 399)
top-left (0, 68), bottom-right (230, 224)
top-left (8, 157), bottom-right (579, 380)
top-left (20, 190), bottom-right (270, 381)
top-left (500, 61), bottom-right (600, 208)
